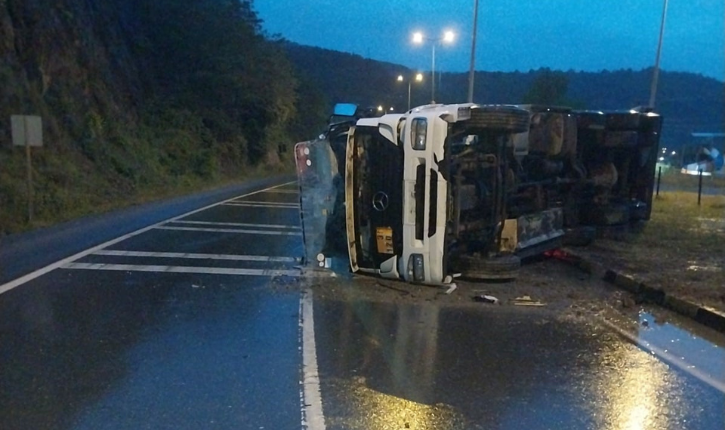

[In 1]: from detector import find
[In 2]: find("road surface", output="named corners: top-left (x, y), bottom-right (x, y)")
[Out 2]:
top-left (1, 179), bottom-right (724, 430)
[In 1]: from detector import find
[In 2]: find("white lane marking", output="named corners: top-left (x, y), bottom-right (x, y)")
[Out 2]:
top-left (169, 220), bottom-right (301, 230)
top-left (300, 289), bottom-right (326, 430)
top-left (0, 181), bottom-right (295, 295)
top-left (223, 203), bottom-right (300, 209)
top-left (263, 189), bottom-right (299, 194)
top-left (229, 200), bottom-right (300, 206)
top-left (601, 318), bottom-right (725, 395)
top-left (154, 226), bottom-right (302, 236)
top-left (62, 263), bottom-right (300, 277)
top-left (92, 250), bottom-right (299, 263)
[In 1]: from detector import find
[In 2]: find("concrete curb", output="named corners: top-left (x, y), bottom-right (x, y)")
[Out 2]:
top-left (562, 248), bottom-right (725, 334)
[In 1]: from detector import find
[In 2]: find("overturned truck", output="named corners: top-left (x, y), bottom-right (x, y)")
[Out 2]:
top-left (296, 103), bottom-right (662, 284)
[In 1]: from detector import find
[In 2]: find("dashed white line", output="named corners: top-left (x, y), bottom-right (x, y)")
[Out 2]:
top-left (228, 200), bottom-right (300, 206)
top-left (169, 220), bottom-right (301, 230)
top-left (154, 226), bottom-right (302, 236)
top-left (0, 182), bottom-right (295, 295)
top-left (300, 289), bottom-right (327, 430)
top-left (62, 263), bottom-right (300, 277)
top-left (92, 250), bottom-right (299, 263)
top-left (263, 189), bottom-right (299, 194)
top-left (223, 202), bottom-right (300, 209)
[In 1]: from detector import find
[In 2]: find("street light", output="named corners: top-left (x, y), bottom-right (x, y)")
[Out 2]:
top-left (412, 30), bottom-right (455, 103)
top-left (397, 73), bottom-right (424, 110)
top-left (649, 0), bottom-right (669, 108)
top-left (468, 0), bottom-right (480, 103)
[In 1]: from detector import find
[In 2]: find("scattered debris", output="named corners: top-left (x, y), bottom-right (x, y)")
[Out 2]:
top-left (513, 295), bottom-right (545, 306)
top-left (445, 283), bottom-right (457, 294)
top-left (192, 284), bottom-right (201, 289)
top-left (687, 265), bottom-right (722, 273)
top-left (473, 295), bottom-right (499, 304)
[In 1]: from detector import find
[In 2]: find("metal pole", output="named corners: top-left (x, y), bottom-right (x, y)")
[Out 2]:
top-left (656, 166), bottom-right (661, 197)
top-left (431, 43), bottom-right (436, 103)
top-left (649, 0), bottom-right (669, 108)
top-left (698, 169), bottom-right (703, 206)
top-left (467, 0), bottom-right (479, 103)
top-left (26, 138), bottom-right (33, 223)
top-left (407, 81), bottom-right (412, 111)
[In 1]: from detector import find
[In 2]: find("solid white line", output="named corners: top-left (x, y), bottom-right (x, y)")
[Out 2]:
top-left (223, 203), bottom-right (300, 209)
top-left (0, 181), bottom-right (295, 296)
top-left (170, 220), bottom-right (301, 230)
top-left (93, 250), bottom-right (299, 263)
top-left (154, 226), bottom-right (302, 236)
top-left (62, 263), bottom-right (300, 277)
top-left (601, 318), bottom-right (725, 395)
top-left (300, 289), bottom-right (327, 430)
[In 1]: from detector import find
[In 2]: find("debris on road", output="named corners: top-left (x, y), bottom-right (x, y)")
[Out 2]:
top-left (513, 295), bottom-right (545, 307)
top-left (445, 284), bottom-right (457, 294)
top-left (473, 295), bottom-right (499, 304)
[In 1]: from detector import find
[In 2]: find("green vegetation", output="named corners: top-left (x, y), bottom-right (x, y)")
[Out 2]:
top-left (522, 69), bottom-right (583, 108)
top-left (658, 169), bottom-right (725, 190)
top-left (0, 0), bottom-right (328, 235)
top-left (590, 192), bottom-right (725, 308)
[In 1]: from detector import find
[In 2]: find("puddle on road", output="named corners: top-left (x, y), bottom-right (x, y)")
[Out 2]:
top-left (608, 308), bottom-right (725, 386)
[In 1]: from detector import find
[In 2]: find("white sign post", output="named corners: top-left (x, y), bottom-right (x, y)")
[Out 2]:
top-left (11, 115), bottom-right (43, 223)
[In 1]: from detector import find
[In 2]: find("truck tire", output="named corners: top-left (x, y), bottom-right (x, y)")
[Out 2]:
top-left (459, 254), bottom-right (520, 281)
top-left (465, 106), bottom-right (530, 134)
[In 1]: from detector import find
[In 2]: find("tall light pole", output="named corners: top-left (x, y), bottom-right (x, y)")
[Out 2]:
top-left (649, 0), bottom-right (669, 109)
top-left (468, 0), bottom-right (480, 103)
top-left (398, 73), bottom-right (424, 110)
top-left (413, 30), bottom-right (455, 103)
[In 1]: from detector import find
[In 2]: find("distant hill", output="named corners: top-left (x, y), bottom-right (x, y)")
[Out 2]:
top-left (284, 42), bottom-right (724, 148)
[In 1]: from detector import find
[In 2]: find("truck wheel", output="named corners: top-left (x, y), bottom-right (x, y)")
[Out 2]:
top-left (465, 105), bottom-right (530, 134)
top-left (459, 254), bottom-right (520, 281)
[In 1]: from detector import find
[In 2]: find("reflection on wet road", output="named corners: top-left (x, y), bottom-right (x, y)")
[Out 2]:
top-left (314, 298), bottom-right (725, 429)
top-left (1, 181), bottom-right (724, 429)
top-left (0, 183), bottom-right (305, 430)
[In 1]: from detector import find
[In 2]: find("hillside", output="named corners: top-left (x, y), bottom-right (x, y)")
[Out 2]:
top-left (284, 43), bottom-right (724, 148)
top-left (0, 1), bottom-right (326, 235)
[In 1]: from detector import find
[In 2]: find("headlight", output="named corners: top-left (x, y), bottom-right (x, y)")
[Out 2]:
top-left (411, 118), bottom-right (427, 150)
top-left (407, 254), bottom-right (425, 282)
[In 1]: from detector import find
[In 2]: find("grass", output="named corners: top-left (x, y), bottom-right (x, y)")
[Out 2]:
top-left (657, 169), bottom-right (725, 190)
top-left (597, 191), bottom-right (725, 308)
top-left (0, 151), bottom-right (294, 236)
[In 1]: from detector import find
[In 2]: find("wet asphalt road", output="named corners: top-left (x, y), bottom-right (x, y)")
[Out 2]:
top-left (1, 180), bottom-right (724, 430)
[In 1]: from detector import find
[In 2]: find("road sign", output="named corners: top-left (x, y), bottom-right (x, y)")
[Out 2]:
top-left (11, 115), bottom-right (43, 147)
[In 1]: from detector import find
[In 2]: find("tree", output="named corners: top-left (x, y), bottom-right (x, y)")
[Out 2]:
top-left (523, 69), bottom-right (571, 106)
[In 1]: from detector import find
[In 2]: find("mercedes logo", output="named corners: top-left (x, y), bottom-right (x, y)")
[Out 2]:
top-left (372, 191), bottom-right (389, 212)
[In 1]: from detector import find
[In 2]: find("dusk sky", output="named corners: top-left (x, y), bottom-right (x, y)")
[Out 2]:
top-left (255, 0), bottom-right (724, 81)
